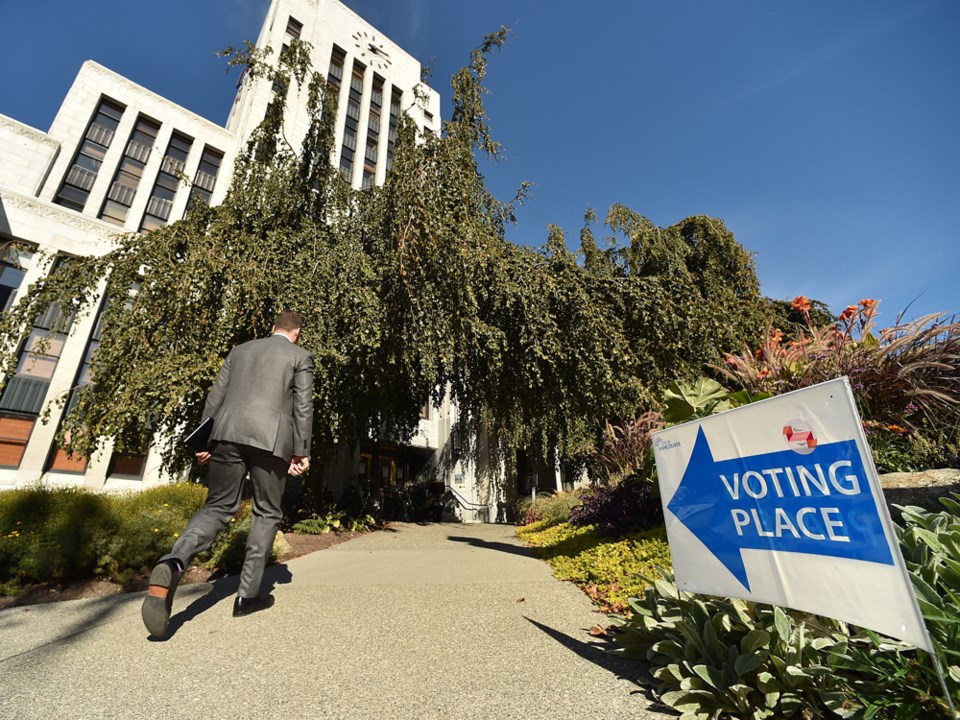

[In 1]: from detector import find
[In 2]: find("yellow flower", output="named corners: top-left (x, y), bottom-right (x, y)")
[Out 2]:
top-left (153, 528), bottom-right (159, 533)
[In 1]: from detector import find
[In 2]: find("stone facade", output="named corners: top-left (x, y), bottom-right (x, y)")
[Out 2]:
top-left (879, 469), bottom-right (960, 521)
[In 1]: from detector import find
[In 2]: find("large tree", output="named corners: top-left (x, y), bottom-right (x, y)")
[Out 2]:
top-left (0, 31), bottom-right (769, 479)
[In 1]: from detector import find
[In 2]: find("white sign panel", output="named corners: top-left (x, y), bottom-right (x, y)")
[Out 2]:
top-left (653, 377), bottom-right (931, 652)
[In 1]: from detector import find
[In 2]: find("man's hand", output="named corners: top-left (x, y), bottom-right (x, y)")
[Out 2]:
top-left (288, 455), bottom-right (310, 477)
top-left (196, 451), bottom-right (211, 465)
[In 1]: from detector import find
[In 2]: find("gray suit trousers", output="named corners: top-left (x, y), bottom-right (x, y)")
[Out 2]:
top-left (163, 441), bottom-right (286, 599)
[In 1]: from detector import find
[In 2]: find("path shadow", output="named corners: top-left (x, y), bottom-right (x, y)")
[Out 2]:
top-left (0, 591), bottom-right (144, 663)
top-left (524, 617), bottom-right (674, 712)
top-left (446, 535), bottom-right (536, 559)
top-left (155, 563), bottom-right (294, 641)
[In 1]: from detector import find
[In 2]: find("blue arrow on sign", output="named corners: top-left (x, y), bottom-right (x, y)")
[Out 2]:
top-left (667, 427), bottom-right (894, 591)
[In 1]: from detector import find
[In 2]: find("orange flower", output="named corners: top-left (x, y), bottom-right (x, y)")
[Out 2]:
top-left (769, 329), bottom-right (784, 345)
top-left (791, 295), bottom-right (811, 313)
top-left (838, 305), bottom-right (858, 322)
top-left (759, 367), bottom-right (770, 379)
top-left (859, 298), bottom-right (878, 323)
top-left (886, 424), bottom-right (908, 435)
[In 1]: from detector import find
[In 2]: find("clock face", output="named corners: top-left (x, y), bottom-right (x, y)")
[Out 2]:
top-left (352, 30), bottom-right (392, 70)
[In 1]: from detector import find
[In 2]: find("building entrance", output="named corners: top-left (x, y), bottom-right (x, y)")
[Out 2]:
top-left (352, 443), bottom-right (435, 521)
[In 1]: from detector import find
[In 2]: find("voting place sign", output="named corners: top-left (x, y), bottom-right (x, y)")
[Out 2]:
top-left (653, 377), bottom-right (931, 652)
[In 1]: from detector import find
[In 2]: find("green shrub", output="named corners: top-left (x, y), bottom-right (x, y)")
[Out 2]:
top-left (614, 571), bottom-right (834, 719)
top-left (332, 513), bottom-right (375, 532)
top-left (0, 486), bottom-right (116, 583)
top-left (202, 502), bottom-right (253, 574)
top-left (867, 423), bottom-right (927, 473)
top-left (293, 511), bottom-right (344, 534)
top-left (0, 482), bottom-right (206, 590)
top-left (292, 508), bottom-right (376, 534)
top-left (0, 481), bottom-right (378, 594)
top-left (93, 484), bottom-right (207, 584)
top-left (515, 517), bottom-right (556, 537)
top-left (520, 521), bottom-right (671, 612)
top-left (610, 496), bottom-right (960, 719)
top-left (515, 490), bottom-right (582, 527)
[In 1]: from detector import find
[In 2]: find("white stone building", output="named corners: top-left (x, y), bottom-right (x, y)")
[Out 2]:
top-left (0, 0), bottom-right (528, 521)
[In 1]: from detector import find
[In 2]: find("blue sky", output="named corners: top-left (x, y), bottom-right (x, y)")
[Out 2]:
top-left (1, 0), bottom-right (957, 324)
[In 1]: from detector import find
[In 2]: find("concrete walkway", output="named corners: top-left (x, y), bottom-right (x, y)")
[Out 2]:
top-left (0, 523), bottom-right (676, 720)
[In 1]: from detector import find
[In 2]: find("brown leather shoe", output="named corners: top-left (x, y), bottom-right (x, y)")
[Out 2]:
top-left (232, 594), bottom-right (275, 617)
top-left (141, 560), bottom-right (181, 637)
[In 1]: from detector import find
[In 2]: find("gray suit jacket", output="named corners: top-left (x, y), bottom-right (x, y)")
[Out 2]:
top-left (202, 334), bottom-right (314, 461)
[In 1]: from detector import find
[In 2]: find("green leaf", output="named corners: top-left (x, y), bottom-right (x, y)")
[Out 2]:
top-left (756, 671), bottom-right (779, 696)
top-left (779, 693), bottom-right (803, 715)
top-left (734, 653), bottom-right (764, 677)
top-left (691, 664), bottom-right (719, 689)
top-left (663, 378), bottom-right (731, 424)
top-left (820, 691), bottom-right (862, 718)
top-left (727, 389), bottom-right (773, 407)
top-left (773, 607), bottom-right (791, 644)
top-left (742, 629), bottom-right (771, 654)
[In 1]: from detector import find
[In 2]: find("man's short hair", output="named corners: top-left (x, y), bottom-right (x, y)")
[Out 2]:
top-left (273, 310), bottom-right (303, 332)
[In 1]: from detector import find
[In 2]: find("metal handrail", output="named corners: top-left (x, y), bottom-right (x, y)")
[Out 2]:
top-left (445, 484), bottom-right (486, 511)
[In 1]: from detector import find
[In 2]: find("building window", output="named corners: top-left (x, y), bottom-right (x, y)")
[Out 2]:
top-left (140, 132), bottom-right (192, 232)
top-left (386, 88), bottom-right (402, 172)
top-left (340, 61), bottom-right (365, 181)
top-left (380, 457), bottom-right (395, 485)
top-left (54, 98), bottom-right (125, 212)
top-left (0, 267), bottom-right (76, 468)
top-left (103, 278), bottom-right (150, 479)
top-left (46, 281), bottom-right (150, 478)
top-left (185, 146), bottom-right (223, 213)
top-left (0, 244), bottom-right (34, 313)
top-left (323, 45), bottom-right (346, 133)
top-left (285, 16), bottom-right (302, 39)
top-left (107, 450), bottom-right (148, 480)
top-left (272, 43), bottom-right (291, 96)
top-left (358, 453), bottom-right (371, 481)
top-left (362, 75), bottom-right (384, 190)
top-left (45, 297), bottom-right (106, 473)
top-left (99, 116), bottom-right (160, 226)
top-left (1, 303), bottom-right (75, 415)
top-left (327, 45), bottom-right (345, 89)
top-left (274, 13), bottom-right (302, 96)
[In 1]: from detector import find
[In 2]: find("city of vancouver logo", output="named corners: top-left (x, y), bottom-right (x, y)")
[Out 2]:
top-left (782, 419), bottom-right (817, 454)
top-left (654, 436), bottom-right (681, 451)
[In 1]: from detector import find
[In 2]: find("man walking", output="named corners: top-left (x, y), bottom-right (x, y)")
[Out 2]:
top-left (142, 310), bottom-right (314, 638)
